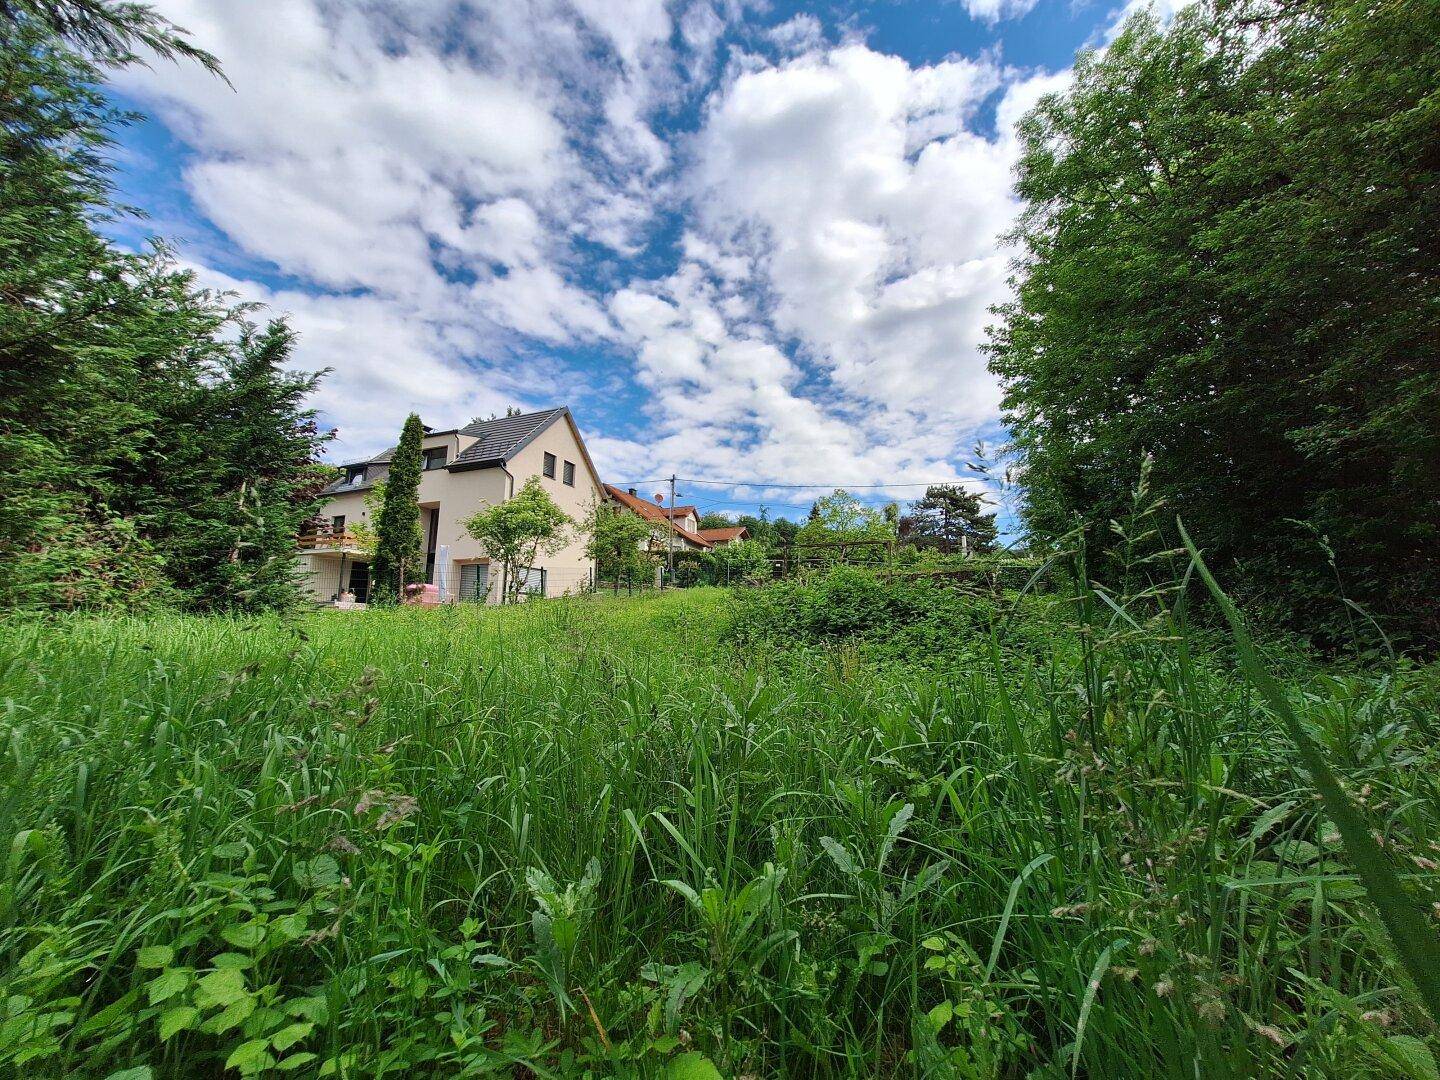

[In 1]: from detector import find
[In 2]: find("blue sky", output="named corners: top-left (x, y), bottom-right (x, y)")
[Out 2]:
top-left (106, 0), bottom-right (1156, 527)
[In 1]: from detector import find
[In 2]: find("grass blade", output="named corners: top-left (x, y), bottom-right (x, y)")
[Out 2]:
top-left (1180, 521), bottom-right (1440, 1025)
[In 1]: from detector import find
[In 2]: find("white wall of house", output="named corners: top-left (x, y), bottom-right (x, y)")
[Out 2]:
top-left (300, 414), bottom-right (603, 604)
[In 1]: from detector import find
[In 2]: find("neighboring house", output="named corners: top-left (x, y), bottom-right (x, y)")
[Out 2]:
top-left (697, 526), bottom-right (748, 547)
top-left (298, 407), bottom-right (603, 605)
top-left (603, 484), bottom-right (713, 552)
top-left (661, 503), bottom-right (701, 534)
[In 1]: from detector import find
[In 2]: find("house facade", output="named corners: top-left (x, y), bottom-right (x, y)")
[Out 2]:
top-left (697, 526), bottom-right (748, 547)
top-left (603, 484), bottom-right (713, 553)
top-left (299, 407), bottom-right (603, 604)
top-left (600, 484), bottom-right (753, 555)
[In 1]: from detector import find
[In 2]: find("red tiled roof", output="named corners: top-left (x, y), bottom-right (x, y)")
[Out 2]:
top-left (698, 526), bottom-right (748, 543)
top-left (662, 505), bottom-right (699, 519)
top-left (604, 485), bottom-right (713, 549)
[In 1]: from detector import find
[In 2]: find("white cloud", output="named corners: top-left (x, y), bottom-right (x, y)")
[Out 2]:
top-left (118, 2), bottom-right (1086, 509)
top-left (604, 43), bottom-right (1057, 494)
top-left (121, 0), bottom-right (719, 455)
top-left (956, 0), bottom-right (1043, 26)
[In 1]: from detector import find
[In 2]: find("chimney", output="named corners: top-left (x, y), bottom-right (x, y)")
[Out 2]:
top-left (627, 487), bottom-right (637, 496)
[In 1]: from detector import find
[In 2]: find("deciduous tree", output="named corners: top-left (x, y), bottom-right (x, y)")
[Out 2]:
top-left (465, 477), bottom-right (574, 603)
top-left (988, 0), bottom-right (1440, 643)
top-left (586, 503), bottom-right (655, 584)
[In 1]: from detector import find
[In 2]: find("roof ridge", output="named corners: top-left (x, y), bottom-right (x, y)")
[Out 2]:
top-left (458, 405), bottom-right (564, 436)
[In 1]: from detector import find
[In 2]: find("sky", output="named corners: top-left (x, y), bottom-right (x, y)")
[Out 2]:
top-left (105, 0), bottom-right (1165, 526)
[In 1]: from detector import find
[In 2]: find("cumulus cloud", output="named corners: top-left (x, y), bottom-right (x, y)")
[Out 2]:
top-left (120, 0), bottom-right (715, 454)
top-left (956, 0), bottom-right (1043, 25)
top-left (119, 1), bottom-right (1086, 509)
top-left (606, 45), bottom-right (1068, 495)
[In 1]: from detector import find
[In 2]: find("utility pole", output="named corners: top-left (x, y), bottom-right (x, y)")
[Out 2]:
top-left (666, 474), bottom-right (677, 585)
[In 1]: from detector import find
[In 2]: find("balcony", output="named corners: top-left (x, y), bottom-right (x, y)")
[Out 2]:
top-left (296, 530), bottom-right (366, 555)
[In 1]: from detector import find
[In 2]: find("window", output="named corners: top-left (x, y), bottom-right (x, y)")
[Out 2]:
top-left (458, 562), bottom-right (489, 602)
top-left (515, 566), bottom-right (546, 598)
top-left (422, 447), bottom-right (447, 470)
top-left (331, 514), bottom-right (345, 534)
top-left (542, 452), bottom-right (557, 479)
top-left (345, 466), bottom-right (365, 485)
top-left (562, 460), bottom-right (575, 486)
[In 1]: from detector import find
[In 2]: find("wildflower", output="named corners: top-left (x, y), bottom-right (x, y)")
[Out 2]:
top-left (1411, 855), bottom-right (1439, 871)
top-left (1361, 1010), bottom-right (1394, 1027)
top-left (375, 794), bottom-right (419, 829)
top-left (1195, 996), bottom-right (1226, 1024)
top-left (327, 835), bottom-right (360, 855)
top-left (1153, 978), bottom-right (1174, 998)
top-left (1252, 1023), bottom-right (1286, 1046)
top-left (1139, 938), bottom-right (1159, 957)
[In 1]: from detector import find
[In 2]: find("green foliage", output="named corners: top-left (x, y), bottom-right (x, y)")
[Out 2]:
top-left (586, 502), bottom-right (655, 583)
top-left (524, 858), bottom-right (602, 1022)
top-left (369, 413), bottom-right (424, 603)
top-left (696, 512), bottom-right (733, 531)
top-left (0, 581), bottom-right (1437, 1075)
top-left (988, 0), bottom-right (1440, 645)
top-left (1, 1), bottom-right (223, 73)
top-left (906, 484), bottom-right (997, 555)
top-left (700, 539), bottom-right (771, 585)
top-left (464, 475), bottom-right (574, 603)
top-left (345, 478), bottom-right (385, 556)
top-left (794, 490), bottom-right (896, 564)
top-left (727, 565), bottom-right (1050, 665)
top-left (0, 5), bottom-right (327, 614)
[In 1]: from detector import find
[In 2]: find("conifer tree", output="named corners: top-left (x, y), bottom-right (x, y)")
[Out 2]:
top-left (369, 413), bottom-right (425, 602)
top-left (0, 2), bottom-right (330, 611)
top-left (907, 485), bottom-right (998, 555)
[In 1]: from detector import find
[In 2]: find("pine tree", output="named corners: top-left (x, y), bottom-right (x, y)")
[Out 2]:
top-left (370, 413), bottom-right (424, 603)
top-left (907, 485), bottom-right (998, 555)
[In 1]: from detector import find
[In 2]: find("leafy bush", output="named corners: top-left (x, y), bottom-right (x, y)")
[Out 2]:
top-left (726, 565), bottom-right (1057, 665)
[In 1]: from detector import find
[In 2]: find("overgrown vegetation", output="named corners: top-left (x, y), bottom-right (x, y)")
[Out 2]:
top-left (3, 4), bottom-right (1437, 1073)
top-left (3, 564), bottom-right (1437, 1077)
top-left (0, 2), bottom-right (331, 614)
top-left (989, 0), bottom-right (1440, 646)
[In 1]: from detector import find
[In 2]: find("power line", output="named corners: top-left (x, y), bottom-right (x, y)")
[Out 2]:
top-left (676, 476), bottom-right (976, 490)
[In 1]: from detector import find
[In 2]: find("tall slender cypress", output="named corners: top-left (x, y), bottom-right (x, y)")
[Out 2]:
top-left (369, 413), bottom-right (424, 603)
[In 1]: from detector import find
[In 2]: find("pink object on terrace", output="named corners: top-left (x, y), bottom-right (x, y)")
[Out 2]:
top-left (404, 583), bottom-right (440, 606)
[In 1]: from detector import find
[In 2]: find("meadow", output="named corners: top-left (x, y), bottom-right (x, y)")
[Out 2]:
top-left (1, 576), bottom-right (1438, 1078)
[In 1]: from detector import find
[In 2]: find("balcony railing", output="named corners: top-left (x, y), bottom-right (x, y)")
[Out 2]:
top-left (297, 530), bottom-right (365, 551)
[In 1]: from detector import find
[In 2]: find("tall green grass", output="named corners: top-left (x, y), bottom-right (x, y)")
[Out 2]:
top-left (0, 580), bottom-right (1436, 1077)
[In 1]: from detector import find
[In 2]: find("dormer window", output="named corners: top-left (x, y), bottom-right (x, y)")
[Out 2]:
top-left (422, 447), bottom-right (448, 470)
top-left (345, 466), bottom-right (365, 485)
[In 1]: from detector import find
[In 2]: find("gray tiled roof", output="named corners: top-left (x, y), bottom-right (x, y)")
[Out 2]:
top-left (321, 408), bottom-right (568, 494)
top-left (450, 408), bottom-right (565, 469)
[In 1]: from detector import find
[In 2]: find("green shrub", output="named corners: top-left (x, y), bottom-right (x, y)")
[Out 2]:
top-left (726, 565), bottom-right (1058, 666)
